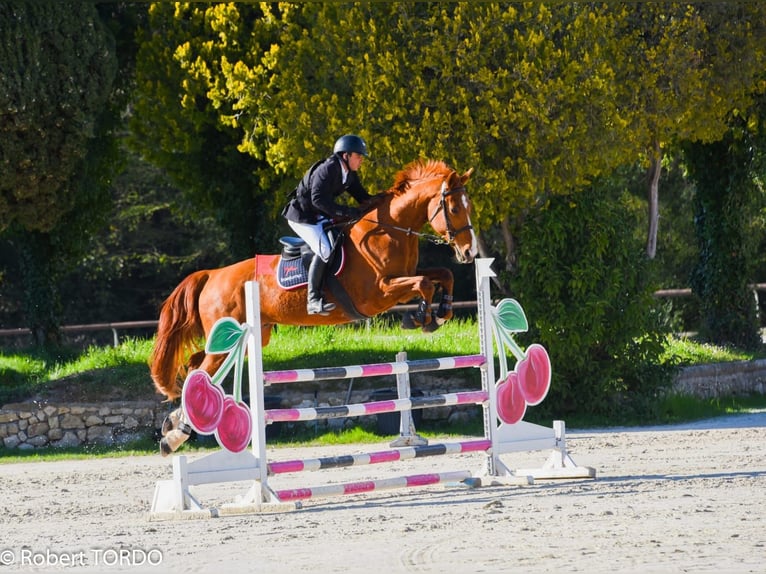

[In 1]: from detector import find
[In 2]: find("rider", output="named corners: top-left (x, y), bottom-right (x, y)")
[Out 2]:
top-left (282, 134), bottom-right (373, 315)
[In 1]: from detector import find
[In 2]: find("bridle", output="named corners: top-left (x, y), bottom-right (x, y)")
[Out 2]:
top-left (427, 180), bottom-right (474, 244)
top-left (351, 177), bottom-right (473, 247)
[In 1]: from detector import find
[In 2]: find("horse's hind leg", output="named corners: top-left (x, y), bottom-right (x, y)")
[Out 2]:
top-left (161, 427), bottom-right (191, 457)
top-left (158, 353), bottom-right (227, 456)
top-left (159, 407), bottom-right (191, 457)
top-left (161, 407), bottom-right (183, 437)
top-left (198, 353), bottom-right (226, 379)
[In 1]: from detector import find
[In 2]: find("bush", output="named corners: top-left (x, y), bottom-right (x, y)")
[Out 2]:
top-left (511, 181), bottom-right (675, 419)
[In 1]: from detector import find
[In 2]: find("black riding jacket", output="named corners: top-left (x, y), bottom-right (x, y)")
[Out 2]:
top-left (282, 155), bottom-right (371, 224)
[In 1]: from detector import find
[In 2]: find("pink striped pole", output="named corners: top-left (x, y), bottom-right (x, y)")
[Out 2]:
top-left (275, 470), bottom-right (474, 502)
top-left (268, 439), bottom-right (492, 475)
top-left (263, 354), bottom-right (486, 384)
top-left (264, 390), bottom-right (488, 423)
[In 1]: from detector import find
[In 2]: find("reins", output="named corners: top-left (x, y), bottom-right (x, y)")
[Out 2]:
top-left (352, 178), bottom-right (472, 247)
top-left (358, 220), bottom-right (450, 246)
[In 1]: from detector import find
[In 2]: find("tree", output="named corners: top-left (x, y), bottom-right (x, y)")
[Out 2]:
top-left (130, 3), bottom-right (280, 259)
top-left (512, 179), bottom-right (672, 418)
top-left (614, 3), bottom-right (766, 258)
top-left (0, 1), bottom-right (119, 344)
top-left (0, 1), bottom-right (116, 233)
top-left (683, 115), bottom-right (765, 349)
top-left (196, 3), bottom-right (766, 265)
top-left (195, 2), bottom-right (636, 278)
top-left (59, 148), bottom-right (233, 325)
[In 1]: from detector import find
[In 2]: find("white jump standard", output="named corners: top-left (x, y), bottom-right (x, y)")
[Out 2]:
top-left (150, 258), bottom-right (595, 519)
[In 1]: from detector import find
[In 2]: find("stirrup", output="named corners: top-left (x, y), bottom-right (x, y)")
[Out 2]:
top-left (307, 298), bottom-right (336, 316)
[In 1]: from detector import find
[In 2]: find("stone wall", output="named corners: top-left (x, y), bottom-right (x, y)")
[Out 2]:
top-left (672, 359), bottom-right (766, 399)
top-left (2, 360), bottom-right (766, 450)
top-left (0, 401), bottom-right (165, 451)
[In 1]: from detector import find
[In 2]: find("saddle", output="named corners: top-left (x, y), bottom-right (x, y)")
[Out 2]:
top-left (274, 228), bottom-right (367, 320)
top-left (276, 236), bottom-right (346, 290)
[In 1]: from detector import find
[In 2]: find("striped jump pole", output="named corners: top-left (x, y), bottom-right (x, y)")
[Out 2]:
top-left (275, 470), bottom-right (474, 503)
top-left (264, 390), bottom-right (488, 423)
top-left (268, 438), bottom-right (493, 475)
top-left (263, 354), bottom-right (486, 384)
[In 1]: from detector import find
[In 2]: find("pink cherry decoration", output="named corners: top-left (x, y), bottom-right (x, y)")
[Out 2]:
top-left (496, 371), bottom-right (527, 425)
top-left (516, 344), bottom-right (551, 406)
top-left (177, 318), bottom-right (255, 453)
top-left (215, 397), bottom-right (253, 453)
top-left (182, 369), bottom-right (225, 434)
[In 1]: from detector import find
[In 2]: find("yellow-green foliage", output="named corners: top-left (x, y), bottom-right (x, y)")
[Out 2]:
top-left (134, 3), bottom-right (766, 239)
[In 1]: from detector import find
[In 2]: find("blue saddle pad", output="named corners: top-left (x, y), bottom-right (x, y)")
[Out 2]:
top-left (276, 244), bottom-right (345, 290)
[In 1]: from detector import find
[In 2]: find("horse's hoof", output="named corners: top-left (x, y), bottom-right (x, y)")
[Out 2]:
top-left (160, 408), bottom-right (182, 436)
top-left (160, 438), bottom-right (172, 457)
top-left (400, 312), bottom-right (417, 330)
top-left (161, 416), bottom-right (174, 437)
top-left (422, 320), bottom-right (440, 333)
top-left (160, 425), bottom-right (192, 457)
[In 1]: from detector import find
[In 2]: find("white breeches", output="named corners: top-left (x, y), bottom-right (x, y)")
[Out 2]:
top-left (288, 219), bottom-right (332, 262)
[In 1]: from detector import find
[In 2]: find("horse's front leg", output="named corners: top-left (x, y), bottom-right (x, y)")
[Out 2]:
top-left (400, 298), bottom-right (431, 330)
top-left (379, 271), bottom-right (459, 332)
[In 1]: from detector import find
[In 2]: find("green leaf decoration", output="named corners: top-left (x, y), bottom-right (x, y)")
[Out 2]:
top-left (494, 299), bottom-right (528, 333)
top-left (206, 317), bottom-right (246, 354)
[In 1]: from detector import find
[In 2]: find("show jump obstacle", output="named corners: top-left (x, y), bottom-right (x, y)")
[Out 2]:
top-left (150, 258), bottom-right (595, 519)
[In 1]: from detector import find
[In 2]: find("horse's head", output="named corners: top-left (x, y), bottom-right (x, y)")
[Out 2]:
top-left (425, 166), bottom-right (478, 264)
top-left (382, 160), bottom-right (478, 265)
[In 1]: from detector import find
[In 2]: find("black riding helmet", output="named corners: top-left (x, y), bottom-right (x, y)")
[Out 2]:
top-left (333, 134), bottom-right (369, 157)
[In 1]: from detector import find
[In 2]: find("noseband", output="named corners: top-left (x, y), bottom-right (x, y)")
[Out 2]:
top-left (428, 180), bottom-right (474, 244)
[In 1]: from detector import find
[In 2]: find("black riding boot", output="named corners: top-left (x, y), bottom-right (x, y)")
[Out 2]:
top-left (307, 254), bottom-right (336, 315)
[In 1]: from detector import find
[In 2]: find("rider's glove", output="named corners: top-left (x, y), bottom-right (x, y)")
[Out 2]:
top-left (345, 207), bottom-right (363, 220)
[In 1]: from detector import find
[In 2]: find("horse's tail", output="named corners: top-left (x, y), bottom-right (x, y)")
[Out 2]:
top-left (150, 270), bottom-right (210, 400)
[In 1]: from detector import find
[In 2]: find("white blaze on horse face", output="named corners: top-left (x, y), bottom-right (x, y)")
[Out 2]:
top-left (462, 194), bottom-right (479, 260)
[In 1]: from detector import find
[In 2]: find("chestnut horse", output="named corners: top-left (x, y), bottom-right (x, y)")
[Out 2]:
top-left (152, 159), bottom-right (477, 454)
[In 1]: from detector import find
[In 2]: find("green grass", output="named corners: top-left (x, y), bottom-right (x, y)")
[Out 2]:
top-left (656, 393), bottom-right (766, 425)
top-left (661, 334), bottom-right (766, 366)
top-left (263, 317), bottom-right (480, 368)
top-left (0, 338), bottom-right (153, 404)
top-left (0, 438), bottom-right (160, 463)
top-left (2, 321), bottom-right (766, 461)
top-left (260, 417), bottom-right (484, 449)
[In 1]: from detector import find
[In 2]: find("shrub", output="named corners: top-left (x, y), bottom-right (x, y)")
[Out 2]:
top-left (511, 181), bottom-right (675, 419)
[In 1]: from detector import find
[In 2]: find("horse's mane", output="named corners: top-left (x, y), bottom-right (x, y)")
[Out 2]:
top-left (392, 159), bottom-right (452, 194)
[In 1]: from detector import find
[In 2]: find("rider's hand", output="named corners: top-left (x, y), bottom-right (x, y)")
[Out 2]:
top-left (346, 207), bottom-right (363, 220)
top-left (361, 192), bottom-right (386, 211)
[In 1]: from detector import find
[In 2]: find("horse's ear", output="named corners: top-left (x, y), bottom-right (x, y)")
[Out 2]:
top-left (461, 168), bottom-right (474, 183)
